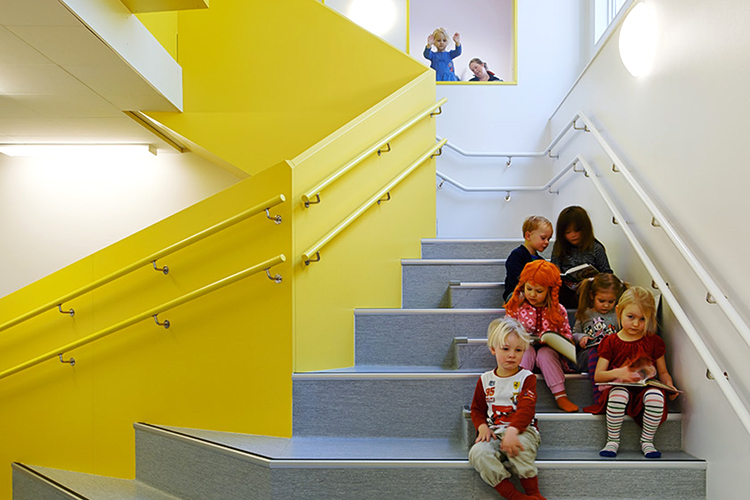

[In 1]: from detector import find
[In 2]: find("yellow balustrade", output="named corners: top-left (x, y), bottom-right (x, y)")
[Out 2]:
top-left (0, 255), bottom-right (285, 382)
top-left (301, 99), bottom-right (447, 208)
top-left (0, 195), bottom-right (285, 334)
top-left (302, 139), bottom-right (446, 265)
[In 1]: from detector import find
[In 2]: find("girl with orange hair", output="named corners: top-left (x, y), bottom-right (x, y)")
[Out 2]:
top-left (504, 260), bottom-right (579, 412)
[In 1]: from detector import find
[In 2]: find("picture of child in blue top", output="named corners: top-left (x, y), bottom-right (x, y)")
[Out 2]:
top-left (424, 28), bottom-right (461, 81)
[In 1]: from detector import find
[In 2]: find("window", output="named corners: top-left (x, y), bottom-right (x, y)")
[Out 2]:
top-left (593, 0), bottom-right (629, 45)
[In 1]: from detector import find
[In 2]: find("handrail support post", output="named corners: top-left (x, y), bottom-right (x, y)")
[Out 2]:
top-left (58, 353), bottom-right (75, 366)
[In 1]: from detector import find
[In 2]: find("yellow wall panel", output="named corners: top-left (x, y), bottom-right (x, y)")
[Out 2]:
top-left (0, 162), bottom-right (293, 497)
top-left (145, 0), bottom-right (428, 176)
top-left (291, 72), bottom-right (437, 371)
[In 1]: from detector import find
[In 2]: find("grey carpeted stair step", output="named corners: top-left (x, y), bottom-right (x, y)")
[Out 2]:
top-left (133, 424), bottom-right (704, 500)
top-left (459, 409), bottom-right (683, 453)
top-left (12, 463), bottom-right (181, 500)
top-left (353, 309), bottom-right (576, 369)
top-left (401, 259), bottom-right (506, 308)
top-left (421, 239), bottom-right (529, 260)
top-left (293, 369), bottom-right (598, 438)
top-left (448, 281), bottom-right (507, 308)
top-left (354, 309), bottom-right (504, 368)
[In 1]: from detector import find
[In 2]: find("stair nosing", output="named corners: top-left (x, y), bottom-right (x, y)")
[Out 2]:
top-left (401, 259), bottom-right (505, 265)
top-left (12, 463), bottom-right (86, 499)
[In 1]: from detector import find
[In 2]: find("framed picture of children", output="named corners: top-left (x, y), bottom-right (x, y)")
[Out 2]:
top-left (409, 0), bottom-right (516, 84)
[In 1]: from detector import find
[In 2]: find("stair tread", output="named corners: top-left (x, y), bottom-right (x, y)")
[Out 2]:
top-left (15, 464), bottom-right (179, 500)
top-left (145, 425), bottom-right (702, 466)
top-left (294, 365), bottom-right (589, 377)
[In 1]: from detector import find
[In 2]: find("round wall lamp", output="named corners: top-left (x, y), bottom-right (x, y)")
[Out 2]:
top-left (347, 0), bottom-right (397, 37)
top-left (619, 2), bottom-right (657, 77)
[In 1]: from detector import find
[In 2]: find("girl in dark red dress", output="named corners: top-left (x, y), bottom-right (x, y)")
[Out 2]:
top-left (587, 286), bottom-right (678, 458)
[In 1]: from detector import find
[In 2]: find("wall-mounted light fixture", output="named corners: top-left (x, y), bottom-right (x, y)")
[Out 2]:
top-left (619, 2), bottom-right (657, 77)
top-left (0, 144), bottom-right (157, 157)
top-left (346, 0), bottom-right (397, 37)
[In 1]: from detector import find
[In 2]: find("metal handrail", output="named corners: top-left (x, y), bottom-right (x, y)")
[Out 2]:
top-left (574, 156), bottom-right (750, 437)
top-left (302, 139), bottom-right (447, 265)
top-left (436, 156), bottom-right (578, 199)
top-left (0, 194), bottom-right (286, 334)
top-left (301, 98), bottom-right (448, 207)
top-left (436, 114), bottom-right (580, 166)
top-left (574, 110), bottom-right (750, 352)
top-left (0, 254), bottom-right (286, 382)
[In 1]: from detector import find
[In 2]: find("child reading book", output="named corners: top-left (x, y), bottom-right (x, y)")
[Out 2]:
top-left (572, 274), bottom-right (627, 404)
top-left (504, 260), bottom-right (579, 412)
top-left (587, 286), bottom-right (679, 458)
top-left (551, 206), bottom-right (613, 308)
top-left (469, 317), bottom-right (547, 500)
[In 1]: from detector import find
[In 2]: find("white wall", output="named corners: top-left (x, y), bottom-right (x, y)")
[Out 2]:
top-left (0, 151), bottom-right (241, 297)
top-left (548, 1), bottom-right (750, 498)
top-left (434, 0), bottom-right (585, 238)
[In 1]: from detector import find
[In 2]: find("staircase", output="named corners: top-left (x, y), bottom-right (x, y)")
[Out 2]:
top-left (12, 239), bottom-right (706, 500)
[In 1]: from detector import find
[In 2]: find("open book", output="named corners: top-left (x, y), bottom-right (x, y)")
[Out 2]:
top-left (537, 331), bottom-right (577, 363)
top-left (560, 263), bottom-right (599, 283)
top-left (596, 379), bottom-right (682, 393)
top-left (595, 357), bottom-right (681, 393)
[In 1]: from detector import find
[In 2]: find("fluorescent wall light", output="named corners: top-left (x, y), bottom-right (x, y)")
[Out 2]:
top-left (619, 2), bottom-right (657, 77)
top-left (0, 144), bottom-right (157, 158)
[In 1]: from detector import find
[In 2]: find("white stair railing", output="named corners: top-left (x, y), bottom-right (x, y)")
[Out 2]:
top-left (437, 113), bottom-right (750, 438)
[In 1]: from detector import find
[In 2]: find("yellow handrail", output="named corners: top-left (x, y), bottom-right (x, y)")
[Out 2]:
top-left (0, 254), bottom-right (286, 382)
top-left (301, 98), bottom-right (448, 207)
top-left (0, 194), bottom-right (286, 334)
top-left (302, 139), bottom-right (447, 265)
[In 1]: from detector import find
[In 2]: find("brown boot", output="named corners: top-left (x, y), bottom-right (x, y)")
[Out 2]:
top-left (494, 479), bottom-right (536, 500)
top-left (519, 476), bottom-right (547, 500)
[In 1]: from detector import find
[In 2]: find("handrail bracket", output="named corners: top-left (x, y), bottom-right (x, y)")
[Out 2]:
top-left (304, 193), bottom-right (321, 208)
top-left (430, 106), bottom-right (443, 117)
top-left (265, 268), bottom-right (283, 284)
top-left (430, 147), bottom-right (443, 159)
top-left (377, 192), bottom-right (391, 205)
top-left (573, 119), bottom-right (590, 132)
top-left (305, 252), bottom-right (321, 266)
top-left (58, 304), bottom-right (75, 317)
top-left (152, 260), bottom-right (169, 275)
top-left (377, 143), bottom-right (391, 156)
top-left (58, 353), bottom-right (75, 366)
top-left (265, 208), bottom-right (282, 225)
top-left (153, 314), bottom-right (170, 329)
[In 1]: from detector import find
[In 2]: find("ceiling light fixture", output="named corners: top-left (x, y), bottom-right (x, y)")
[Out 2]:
top-left (0, 144), bottom-right (157, 158)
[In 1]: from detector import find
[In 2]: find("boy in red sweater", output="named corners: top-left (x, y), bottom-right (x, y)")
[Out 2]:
top-left (469, 317), bottom-right (546, 500)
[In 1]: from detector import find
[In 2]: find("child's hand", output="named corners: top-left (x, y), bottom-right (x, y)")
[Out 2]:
top-left (500, 427), bottom-right (524, 457)
top-left (617, 366), bottom-right (642, 383)
top-left (453, 32), bottom-right (461, 45)
top-left (660, 374), bottom-right (680, 400)
top-left (579, 337), bottom-right (589, 348)
top-left (475, 424), bottom-right (496, 443)
top-left (427, 34), bottom-right (434, 46)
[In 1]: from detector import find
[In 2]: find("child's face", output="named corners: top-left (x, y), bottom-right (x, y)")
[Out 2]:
top-left (434, 34), bottom-right (448, 51)
top-left (490, 333), bottom-right (526, 376)
top-left (525, 226), bottom-right (552, 254)
top-left (564, 225), bottom-right (582, 247)
top-left (523, 281), bottom-right (549, 308)
top-left (593, 290), bottom-right (617, 315)
top-left (618, 303), bottom-right (647, 339)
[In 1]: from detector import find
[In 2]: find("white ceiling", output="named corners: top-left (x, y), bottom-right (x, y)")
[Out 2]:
top-left (0, 0), bottom-right (182, 150)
